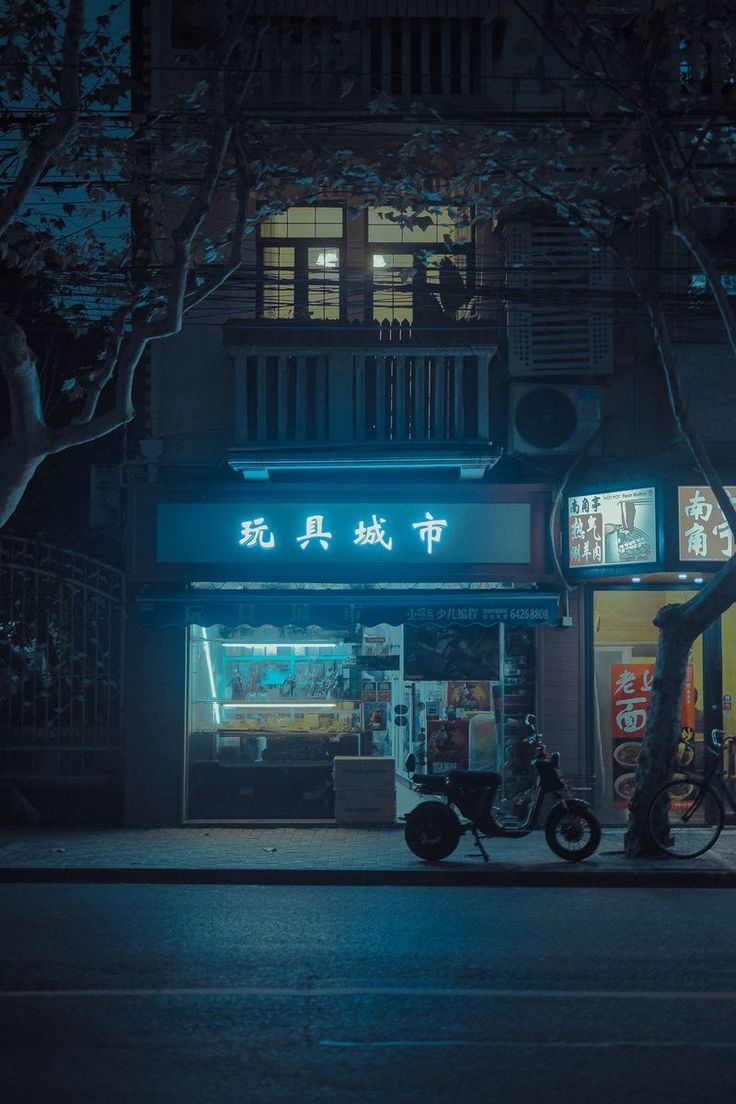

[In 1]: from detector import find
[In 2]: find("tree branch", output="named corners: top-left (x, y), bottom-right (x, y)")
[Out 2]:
top-left (45, 404), bottom-right (133, 454)
top-left (73, 305), bottom-right (129, 423)
top-left (469, 143), bottom-right (736, 546)
top-left (42, 8), bottom-right (268, 450)
top-left (0, 311), bottom-right (46, 450)
top-left (183, 176), bottom-right (250, 315)
top-left (511, 0), bottom-right (640, 112)
top-left (0, 0), bottom-right (84, 237)
top-left (140, 8), bottom-right (268, 342)
top-left (665, 552), bottom-right (736, 639)
top-left (635, 282), bottom-right (736, 540)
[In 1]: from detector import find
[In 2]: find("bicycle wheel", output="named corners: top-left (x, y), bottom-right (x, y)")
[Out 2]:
top-left (647, 778), bottom-right (724, 859)
top-left (404, 802), bottom-right (461, 862)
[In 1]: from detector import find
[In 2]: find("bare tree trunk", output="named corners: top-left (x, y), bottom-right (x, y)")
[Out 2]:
top-left (625, 556), bottom-right (736, 856)
top-left (624, 606), bottom-right (695, 856)
top-left (0, 445), bottom-right (45, 529)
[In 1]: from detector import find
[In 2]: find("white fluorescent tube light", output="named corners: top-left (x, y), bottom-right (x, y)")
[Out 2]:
top-left (222, 642), bottom-right (338, 649)
top-left (221, 701), bottom-right (337, 710)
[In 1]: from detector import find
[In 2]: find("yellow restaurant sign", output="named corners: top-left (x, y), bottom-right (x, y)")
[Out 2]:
top-left (678, 486), bottom-right (736, 561)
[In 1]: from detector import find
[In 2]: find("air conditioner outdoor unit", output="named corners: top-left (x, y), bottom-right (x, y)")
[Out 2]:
top-left (509, 384), bottom-right (602, 456)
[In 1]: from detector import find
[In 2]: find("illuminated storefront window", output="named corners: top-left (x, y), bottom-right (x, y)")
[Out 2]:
top-left (184, 616), bottom-right (540, 822)
top-left (719, 606), bottom-right (736, 795)
top-left (592, 589), bottom-right (703, 823)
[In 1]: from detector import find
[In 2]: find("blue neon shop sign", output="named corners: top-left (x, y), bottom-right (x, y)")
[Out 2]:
top-left (156, 501), bottom-right (531, 566)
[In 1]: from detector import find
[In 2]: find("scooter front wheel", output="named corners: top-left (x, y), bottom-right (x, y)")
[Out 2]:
top-left (404, 802), bottom-right (461, 862)
top-left (544, 801), bottom-right (601, 862)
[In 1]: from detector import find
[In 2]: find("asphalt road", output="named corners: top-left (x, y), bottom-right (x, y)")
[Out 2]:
top-left (2, 885), bottom-right (736, 1104)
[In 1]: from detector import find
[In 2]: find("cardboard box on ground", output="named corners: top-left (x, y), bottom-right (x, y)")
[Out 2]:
top-left (332, 756), bottom-right (397, 824)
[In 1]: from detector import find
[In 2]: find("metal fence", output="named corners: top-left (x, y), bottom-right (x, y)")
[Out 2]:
top-left (0, 536), bottom-right (124, 784)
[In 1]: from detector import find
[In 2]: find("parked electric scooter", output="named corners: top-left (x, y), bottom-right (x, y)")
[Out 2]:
top-left (402, 714), bottom-right (601, 863)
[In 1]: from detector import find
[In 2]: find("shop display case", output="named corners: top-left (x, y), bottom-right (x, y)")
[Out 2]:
top-left (189, 640), bottom-right (363, 759)
top-left (187, 636), bottom-right (366, 817)
top-left (186, 628), bottom-right (402, 820)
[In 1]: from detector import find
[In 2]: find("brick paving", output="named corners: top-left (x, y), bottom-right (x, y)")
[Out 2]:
top-left (1, 824), bottom-right (736, 885)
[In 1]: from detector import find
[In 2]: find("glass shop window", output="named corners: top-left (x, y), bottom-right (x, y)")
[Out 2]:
top-left (184, 617), bottom-right (535, 822)
top-left (593, 589), bottom-right (703, 825)
top-left (185, 623), bottom-right (402, 822)
top-left (720, 604), bottom-right (736, 799)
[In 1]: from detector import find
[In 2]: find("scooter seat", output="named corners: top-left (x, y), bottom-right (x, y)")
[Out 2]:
top-left (447, 770), bottom-right (501, 787)
top-left (411, 773), bottom-right (446, 790)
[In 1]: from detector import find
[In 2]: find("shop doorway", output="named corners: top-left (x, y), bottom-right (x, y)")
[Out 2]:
top-left (591, 587), bottom-right (736, 824)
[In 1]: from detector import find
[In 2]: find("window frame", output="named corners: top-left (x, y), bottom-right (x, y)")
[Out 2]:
top-left (365, 206), bottom-right (474, 325)
top-left (257, 207), bottom-right (346, 322)
top-left (256, 204), bottom-right (475, 324)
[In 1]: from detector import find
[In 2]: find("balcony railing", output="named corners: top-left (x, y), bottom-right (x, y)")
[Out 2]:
top-left (217, 7), bottom-right (566, 114)
top-left (224, 320), bottom-right (498, 461)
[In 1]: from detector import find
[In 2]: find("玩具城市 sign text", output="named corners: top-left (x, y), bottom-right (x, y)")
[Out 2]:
top-left (156, 501), bottom-right (532, 567)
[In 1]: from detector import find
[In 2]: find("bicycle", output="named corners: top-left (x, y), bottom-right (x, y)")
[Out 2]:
top-left (647, 729), bottom-right (736, 859)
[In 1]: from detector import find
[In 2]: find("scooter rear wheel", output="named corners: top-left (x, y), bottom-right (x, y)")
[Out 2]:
top-left (544, 801), bottom-right (601, 862)
top-left (404, 802), bottom-right (462, 862)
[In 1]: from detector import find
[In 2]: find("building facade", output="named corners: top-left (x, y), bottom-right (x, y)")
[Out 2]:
top-left (120, 0), bottom-right (736, 827)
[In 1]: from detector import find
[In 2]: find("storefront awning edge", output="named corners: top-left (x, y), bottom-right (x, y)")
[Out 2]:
top-left (137, 589), bottom-right (561, 629)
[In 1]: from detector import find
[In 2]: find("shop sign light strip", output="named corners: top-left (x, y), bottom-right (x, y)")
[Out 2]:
top-left (220, 701), bottom-right (337, 710)
top-left (221, 642), bottom-right (338, 649)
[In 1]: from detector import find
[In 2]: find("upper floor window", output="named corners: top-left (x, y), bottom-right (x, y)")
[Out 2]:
top-left (678, 20), bottom-right (736, 97)
top-left (259, 207), bottom-right (343, 321)
top-left (256, 204), bottom-right (472, 325)
top-left (260, 207), bottom-right (343, 239)
top-left (368, 207), bottom-right (472, 325)
top-left (689, 272), bottom-right (736, 297)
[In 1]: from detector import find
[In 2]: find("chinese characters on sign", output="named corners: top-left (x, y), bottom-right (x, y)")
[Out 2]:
top-left (612, 662), bottom-right (654, 737)
top-left (405, 605), bottom-right (552, 624)
top-left (411, 512), bottom-right (447, 555)
top-left (297, 515), bottom-right (333, 551)
top-left (567, 487), bottom-right (656, 569)
top-left (568, 506), bottom-right (603, 567)
top-left (610, 661), bottom-right (695, 806)
top-left (238, 511), bottom-right (448, 556)
top-left (156, 500), bottom-right (532, 567)
top-left (678, 486), bottom-right (736, 561)
top-left (354, 514), bottom-right (392, 550)
top-left (239, 518), bottom-right (275, 549)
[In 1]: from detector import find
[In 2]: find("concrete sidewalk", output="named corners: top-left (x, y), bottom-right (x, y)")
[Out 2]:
top-left (2, 824), bottom-right (736, 886)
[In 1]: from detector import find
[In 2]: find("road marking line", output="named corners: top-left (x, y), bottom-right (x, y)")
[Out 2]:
top-left (320, 1040), bottom-right (736, 1050)
top-left (2, 986), bottom-right (736, 1000)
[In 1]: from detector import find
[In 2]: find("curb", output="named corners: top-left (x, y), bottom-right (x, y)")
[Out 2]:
top-left (2, 866), bottom-right (736, 887)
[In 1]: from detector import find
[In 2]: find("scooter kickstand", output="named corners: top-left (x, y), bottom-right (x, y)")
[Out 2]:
top-left (471, 827), bottom-right (490, 863)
